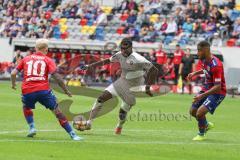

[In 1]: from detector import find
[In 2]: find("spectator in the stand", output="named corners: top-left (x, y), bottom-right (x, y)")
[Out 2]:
top-left (128, 0), bottom-right (138, 11)
top-left (128, 25), bottom-right (140, 41)
top-left (96, 10), bottom-right (107, 25)
top-left (182, 18), bottom-right (194, 35)
top-left (164, 17), bottom-right (177, 36)
top-left (37, 21), bottom-right (47, 38)
top-left (153, 17), bottom-right (162, 31)
top-left (191, 4), bottom-right (201, 20)
top-left (67, 1), bottom-right (79, 18)
top-left (218, 12), bottom-right (232, 37)
top-left (127, 10), bottom-right (137, 24)
top-left (200, 5), bottom-right (209, 20)
top-left (173, 44), bottom-right (185, 87)
top-left (117, 0), bottom-right (129, 13)
top-left (174, 7), bottom-right (185, 28)
top-left (179, 17), bottom-right (193, 44)
top-left (193, 19), bottom-right (204, 37)
top-left (204, 17), bottom-right (217, 38)
top-left (120, 10), bottom-right (129, 21)
top-left (138, 3), bottom-right (145, 15)
top-left (80, 0), bottom-right (92, 11)
top-left (210, 5), bottom-right (222, 22)
top-left (231, 17), bottom-right (240, 38)
top-left (178, 48), bottom-right (195, 94)
top-left (185, 3), bottom-right (193, 16)
top-left (219, 0), bottom-right (236, 10)
top-left (159, 17), bottom-right (168, 34)
top-left (211, 32), bottom-right (223, 47)
top-left (140, 25), bottom-right (158, 42)
top-left (140, 25), bottom-right (148, 38)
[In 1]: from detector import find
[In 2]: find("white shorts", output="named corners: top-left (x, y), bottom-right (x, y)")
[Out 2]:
top-left (105, 84), bottom-right (118, 96)
top-left (105, 84), bottom-right (132, 112)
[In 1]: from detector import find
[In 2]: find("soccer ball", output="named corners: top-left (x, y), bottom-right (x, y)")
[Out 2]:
top-left (72, 115), bottom-right (87, 131)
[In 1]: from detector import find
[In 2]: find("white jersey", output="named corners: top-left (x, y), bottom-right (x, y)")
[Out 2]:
top-left (110, 51), bottom-right (153, 80)
top-left (106, 51), bottom-right (153, 107)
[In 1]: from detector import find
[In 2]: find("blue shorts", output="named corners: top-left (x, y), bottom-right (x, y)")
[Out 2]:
top-left (192, 92), bottom-right (225, 114)
top-left (22, 90), bottom-right (57, 110)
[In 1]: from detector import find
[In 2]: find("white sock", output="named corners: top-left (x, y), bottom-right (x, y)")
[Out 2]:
top-left (88, 100), bottom-right (102, 124)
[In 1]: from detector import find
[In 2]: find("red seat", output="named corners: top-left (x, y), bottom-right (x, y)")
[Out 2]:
top-left (45, 11), bottom-right (52, 20)
top-left (80, 19), bottom-right (88, 26)
top-left (61, 32), bottom-right (68, 39)
top-left (51, 19), bottom-right (59, 26)
top-left (226, 38), bottom-right (237, 47)
top-left (116, 27), bottom-right (125, 35)
top-left (120, 14), bottom-right (129, 21)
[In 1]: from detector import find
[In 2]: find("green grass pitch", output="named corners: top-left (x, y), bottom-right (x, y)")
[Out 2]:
top-left (0, 81), bottom-right (240, 160)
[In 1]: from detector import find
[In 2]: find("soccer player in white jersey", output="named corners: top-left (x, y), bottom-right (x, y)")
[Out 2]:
top-left (81, 38), bottom-right (158, 134)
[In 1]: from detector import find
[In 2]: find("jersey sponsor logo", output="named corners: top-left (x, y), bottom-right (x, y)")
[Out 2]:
top-left (26, 77), bottom-right (46, 81)
top-left (30, 55), bottom-right (45, 60)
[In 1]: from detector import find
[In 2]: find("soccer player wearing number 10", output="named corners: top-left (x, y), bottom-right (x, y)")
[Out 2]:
top-left (187, 41), bottom-right (226, 141)
top-left (11, 39), bottom-right (82, 141)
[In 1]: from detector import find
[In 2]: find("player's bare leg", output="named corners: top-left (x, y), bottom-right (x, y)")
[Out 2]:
top-left (189, 107), bottom-right (197, 118)
top-left (115, 106), bottom-right (131, 135)
top-left (193, 106), bottom-right (209, 141)
top-left (86, 90), bottom-right (113, 130)
top-left (115, 98), bottom-right (135, 135)
top-left (52, 106), bottom-right (82, 141)
top-left (23, 107), bottom-right (36, 137)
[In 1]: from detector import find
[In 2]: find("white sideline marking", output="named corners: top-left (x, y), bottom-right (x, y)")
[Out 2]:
top-left (0, 129), bottom-right (235, 135)
top-left (0, 139), bottom-right (240, 146)
top-left (0, 129), bottom-right (240, 146)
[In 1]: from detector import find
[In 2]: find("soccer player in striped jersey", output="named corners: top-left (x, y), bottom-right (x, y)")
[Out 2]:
top-left (187, 41), bottom-right (226, 141)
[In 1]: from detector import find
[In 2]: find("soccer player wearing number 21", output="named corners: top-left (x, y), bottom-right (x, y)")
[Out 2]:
top-left (11, 39), bottom-right (82, 141)
top-left (187, 41), bottom-right (226, 141)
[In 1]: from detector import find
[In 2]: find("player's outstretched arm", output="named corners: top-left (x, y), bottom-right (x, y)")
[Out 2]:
top-left (52, 72), bottom-right (72, 97)
top-left (81, 59), bottom-right (110, 70)
top-left (187, 69), bottom-right (203, 81)
top-left (11, 69), bottom-right (18, 90)
top-left (145, 65), bottom-right (159, 96)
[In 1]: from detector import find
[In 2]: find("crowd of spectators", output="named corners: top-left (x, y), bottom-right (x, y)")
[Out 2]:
top-left (0, 0), bottom-right (239, 46)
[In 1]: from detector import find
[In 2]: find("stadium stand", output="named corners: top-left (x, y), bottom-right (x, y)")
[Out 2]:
top-left (0, 0), bottom-right (239, 46)
top-left (0, 0), bottom-right (238, 90)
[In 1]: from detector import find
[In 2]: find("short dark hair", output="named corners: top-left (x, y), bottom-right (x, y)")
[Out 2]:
top-left (197, 41), bottom-right (210, 49)
top-left (120, 38), bottom-right (132, 49)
